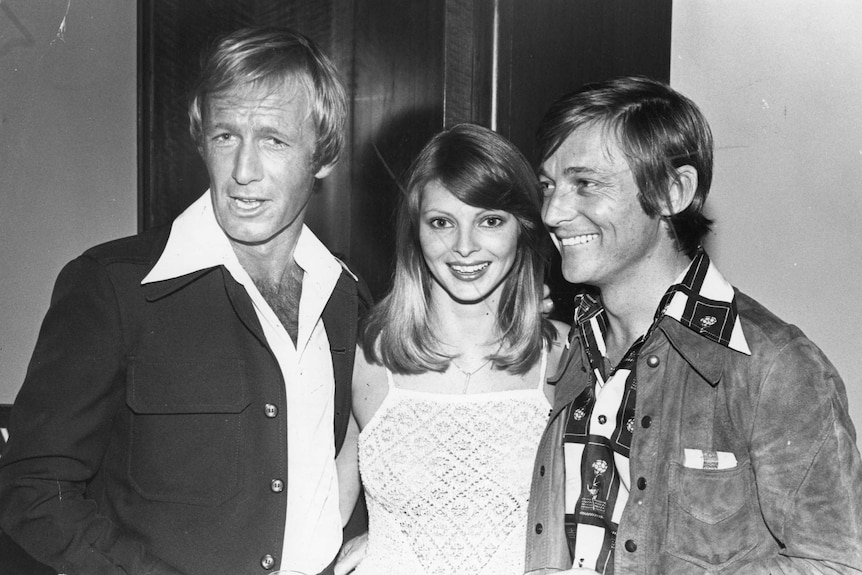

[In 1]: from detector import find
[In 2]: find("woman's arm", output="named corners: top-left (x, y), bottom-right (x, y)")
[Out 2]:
top-left (336, 412), bottom-right (361, 527)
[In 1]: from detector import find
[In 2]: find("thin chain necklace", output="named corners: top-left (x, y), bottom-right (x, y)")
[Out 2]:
top-left (449, 342), bottom-right (503, 392)
top-left (450, 356), bottom-right (494, 391)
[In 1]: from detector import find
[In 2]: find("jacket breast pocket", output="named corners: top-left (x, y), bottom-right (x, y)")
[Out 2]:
top-left (126, 358), bottom-right (251, 506)
top-left (666, 460), bottom-right (758, 570)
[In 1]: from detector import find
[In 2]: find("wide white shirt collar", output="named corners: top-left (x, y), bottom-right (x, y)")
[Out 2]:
top-left (142, 191), bottom-right (343, 291)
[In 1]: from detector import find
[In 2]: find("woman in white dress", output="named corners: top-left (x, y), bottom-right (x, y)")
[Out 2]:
top-left (336, 123), bottom-right (568, 575)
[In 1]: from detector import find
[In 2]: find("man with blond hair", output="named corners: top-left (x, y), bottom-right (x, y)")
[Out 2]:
top-left (0, 27), bottom-right (368, 575)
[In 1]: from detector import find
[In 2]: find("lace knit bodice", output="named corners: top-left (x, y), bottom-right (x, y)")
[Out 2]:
top-left (355, 351), bottom-right (551, 575)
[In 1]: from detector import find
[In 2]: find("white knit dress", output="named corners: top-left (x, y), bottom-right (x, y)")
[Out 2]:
top-left (354, 351), bottom-right (550, 575)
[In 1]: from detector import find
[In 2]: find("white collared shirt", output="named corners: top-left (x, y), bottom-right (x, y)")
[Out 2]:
top-left (143, 192), bottom-right (343, 574)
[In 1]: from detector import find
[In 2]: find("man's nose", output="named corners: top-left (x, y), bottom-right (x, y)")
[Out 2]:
top-left (542, 188), bottom-right (575, 229)
top-left (233, 141), bottom-right (263, 184)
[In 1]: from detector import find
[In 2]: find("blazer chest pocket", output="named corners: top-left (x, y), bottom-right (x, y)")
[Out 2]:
top-left (666, 461), bottom-right (758, 570)
top-left (126, 358), bottom-right (251, 506)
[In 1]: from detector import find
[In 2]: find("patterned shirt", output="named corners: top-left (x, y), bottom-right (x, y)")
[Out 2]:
top-left (562, 250), bottom-right (749, 573)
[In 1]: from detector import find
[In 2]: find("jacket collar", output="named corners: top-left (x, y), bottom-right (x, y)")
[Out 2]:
top-left (656, 253), bottom-right (749, 385)
top-left (143, 268), bottom-right (219, 302)
top-left (658, 250), bottom-right (750, 355)
top-left (560, 251), bottom-right (750, 392)
top-left (657, 316), bottom-right (728, 386)
top-left (141, 192), bottom-right (235, 285)
top-left (571, 251), bottom-right (750, 356)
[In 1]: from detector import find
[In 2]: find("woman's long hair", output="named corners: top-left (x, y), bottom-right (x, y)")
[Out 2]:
top-left (361, 123), bottom-right (555, 375)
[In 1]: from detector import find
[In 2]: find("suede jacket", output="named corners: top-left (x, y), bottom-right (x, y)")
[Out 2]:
top-left (525, 289), bottom-right (862, 574)
top-left (0, 226), bottom-right (369, 575)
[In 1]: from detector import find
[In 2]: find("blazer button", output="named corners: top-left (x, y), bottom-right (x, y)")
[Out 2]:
top-left (637, 477), bottom-right (647, 490)
top-left (641, 416), bottom-right (652, 428)
top-left (597, 415), bottom-right (607, 424)
top-left (624, 539), bottom-right (637, 552)
top-left (260, 554), bottom-right (275, 569)
top-left (646, 355), bottom-right (660, 368)
top-left (271, 479), bottom-right (284, 493)
top-left (535, 523), bottom-right (543, 534)
top-left (264, 404), bottom-right (278, 418)
top-left (540, 465), bottom-right (546, 477)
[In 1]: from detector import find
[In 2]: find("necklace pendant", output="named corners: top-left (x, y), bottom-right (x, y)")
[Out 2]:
top-left (462, 373), bottom-right (472, 392)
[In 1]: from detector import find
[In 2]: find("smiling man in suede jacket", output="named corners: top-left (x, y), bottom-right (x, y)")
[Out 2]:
top-left (525, 76), bottom-right (862, 574)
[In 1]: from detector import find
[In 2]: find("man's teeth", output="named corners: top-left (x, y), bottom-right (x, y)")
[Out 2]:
top-left (560, 234), bottom-right (598, 246)
top-left (452, 263), bottom-right (489, 273)
top-left (234, 198), bottom-right (263, 208)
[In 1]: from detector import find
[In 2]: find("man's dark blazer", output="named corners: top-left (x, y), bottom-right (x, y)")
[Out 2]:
top-left (0, 225), bottom-right (369, 575)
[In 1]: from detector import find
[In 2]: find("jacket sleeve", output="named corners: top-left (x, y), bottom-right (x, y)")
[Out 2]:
top-left (0, 256), bottom-right (185, 575)
top-left (734, 335), bottom-right (862, 574)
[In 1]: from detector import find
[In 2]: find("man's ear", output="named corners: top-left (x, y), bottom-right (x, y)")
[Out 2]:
top-left (315, 160), bottom-right (336, 180)
top-left (661, 165), bottom-right (698, 216)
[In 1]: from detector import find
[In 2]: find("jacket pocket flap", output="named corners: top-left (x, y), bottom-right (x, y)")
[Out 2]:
top-left (127, 358), bottom-right (250, 414)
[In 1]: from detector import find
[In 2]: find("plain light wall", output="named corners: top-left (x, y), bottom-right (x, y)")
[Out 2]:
top-left (0, 0), bottom-right (137, 403)
top-left (672, 0), bottom-right (862, 428)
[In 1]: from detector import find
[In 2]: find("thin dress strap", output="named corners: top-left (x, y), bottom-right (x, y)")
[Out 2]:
top-left (536, 346), bottom-right (549, 391)
top-left (385, 367), bottom-right (397, 389)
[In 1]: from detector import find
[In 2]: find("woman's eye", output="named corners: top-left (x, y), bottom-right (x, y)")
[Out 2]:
top-left (429, 218), bottom-right (451, 229)
top-left (483, 216), bottom-right (505, 228)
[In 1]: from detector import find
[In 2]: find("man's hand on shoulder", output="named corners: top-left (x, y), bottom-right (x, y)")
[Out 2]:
top-left (542, 283), bottom-right (554, 316)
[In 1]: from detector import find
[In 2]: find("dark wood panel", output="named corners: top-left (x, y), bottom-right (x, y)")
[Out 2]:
top-left (442, 0), bottom-right (496, 128)
top-left (497, 0), bottom-right (673, 164)
top-left (348, 0), bottom-right (448, 296)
